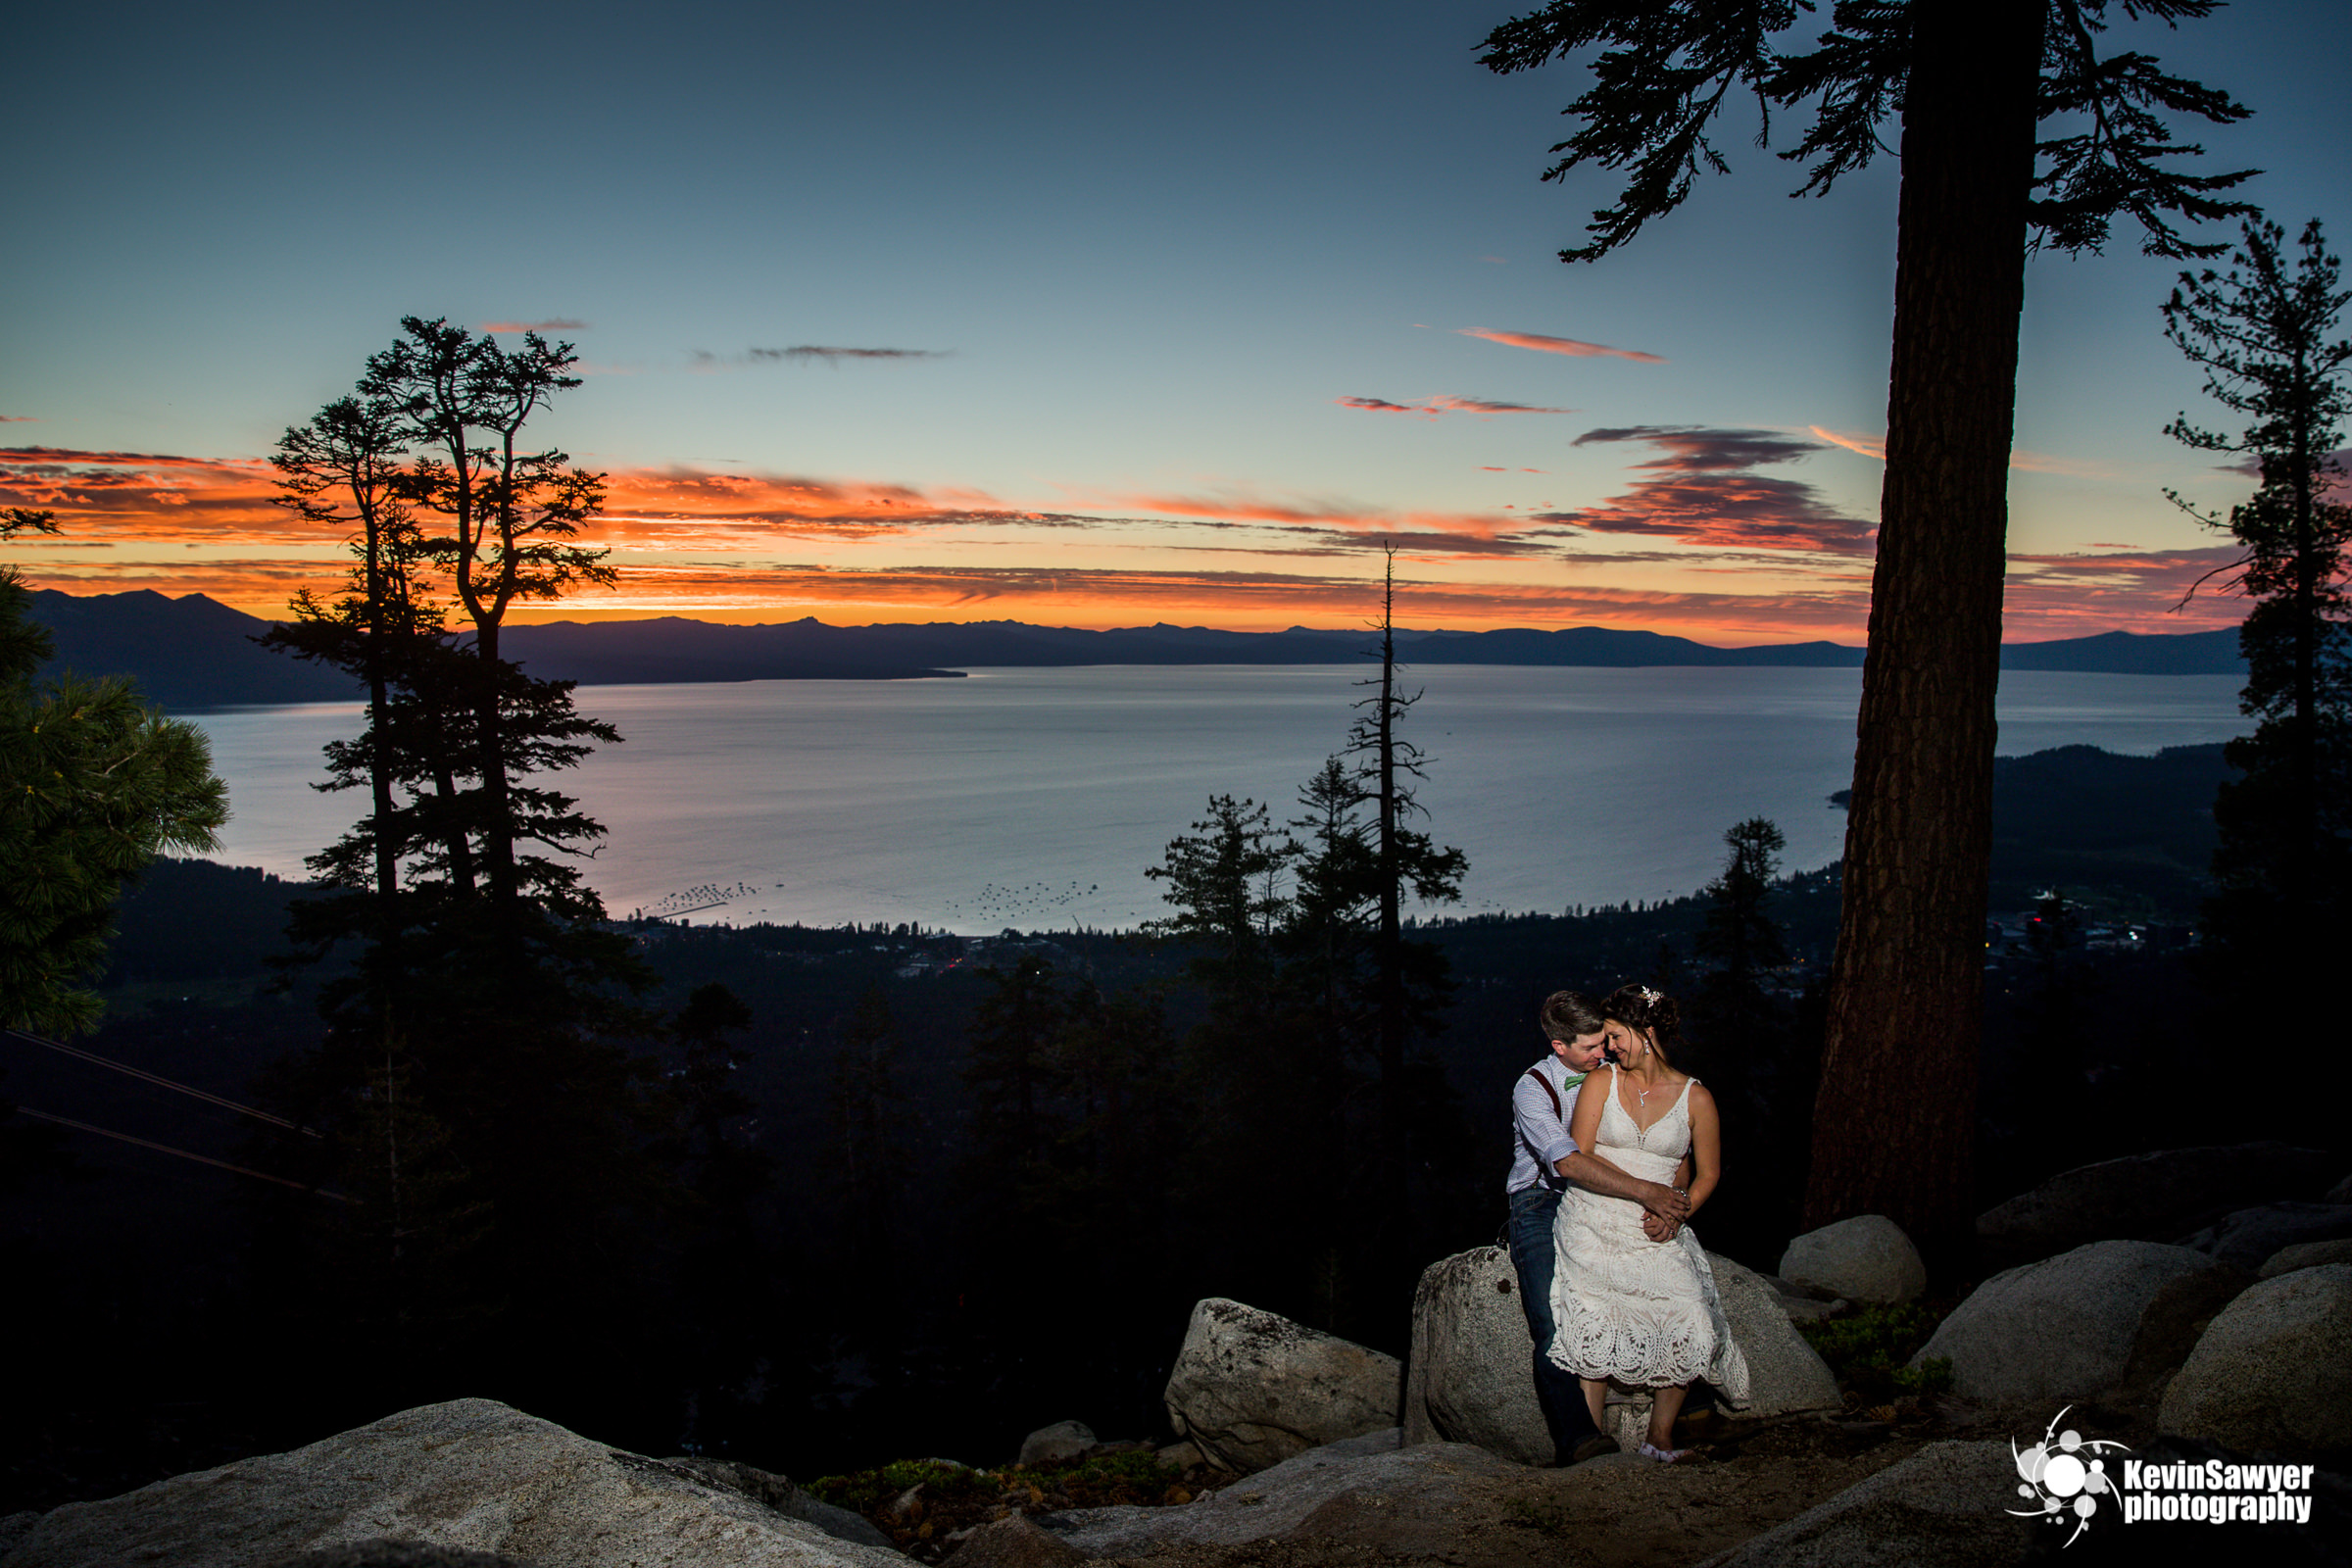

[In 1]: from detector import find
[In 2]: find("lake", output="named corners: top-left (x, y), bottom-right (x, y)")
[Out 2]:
top-left (187, 664), bottom-right (2248, 933)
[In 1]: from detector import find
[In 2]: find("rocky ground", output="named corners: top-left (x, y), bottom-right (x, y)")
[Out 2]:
top-left (1033, 1396), bottom-right (2072, 1568)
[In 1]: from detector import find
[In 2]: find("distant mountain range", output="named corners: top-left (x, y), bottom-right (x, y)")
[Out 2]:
top-left (24, 588), bottom-right (2247, 710)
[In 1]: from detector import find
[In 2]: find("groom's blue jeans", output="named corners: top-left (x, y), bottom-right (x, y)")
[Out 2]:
top-left (1506, 1184), bottom-right (1601, 1457)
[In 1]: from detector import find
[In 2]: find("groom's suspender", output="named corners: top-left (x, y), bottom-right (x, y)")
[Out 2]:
top-left (1525, 1066), bottom-right (1560, 1118)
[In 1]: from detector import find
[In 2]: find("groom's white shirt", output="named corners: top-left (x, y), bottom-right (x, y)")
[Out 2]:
top-left (1506, 1054), bottom-right (1586, 1196)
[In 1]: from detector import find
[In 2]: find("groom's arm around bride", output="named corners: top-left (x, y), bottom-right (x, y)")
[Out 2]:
top-left (1503, 991), bottom-right (1690, 1463)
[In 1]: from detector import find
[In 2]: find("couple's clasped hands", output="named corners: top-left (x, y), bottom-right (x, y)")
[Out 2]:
top-left (1640, 1181), bottom-right (1691, 1244)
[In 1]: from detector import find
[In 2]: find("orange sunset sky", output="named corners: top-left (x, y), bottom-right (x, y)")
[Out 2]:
top-left (7, 1), bottom-right (2345, 646)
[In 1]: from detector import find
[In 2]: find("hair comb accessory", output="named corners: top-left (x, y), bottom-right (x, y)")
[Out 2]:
top-left (1638, 986), bottom-right (1662, 1004)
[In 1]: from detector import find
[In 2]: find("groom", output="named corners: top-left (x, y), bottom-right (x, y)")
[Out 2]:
top-left (1506, 990), bottom-right (1691, 1463)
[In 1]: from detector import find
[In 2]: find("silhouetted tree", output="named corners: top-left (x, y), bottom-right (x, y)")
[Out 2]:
top-left (365, 318), bottom-right (614, 920)
top-left (829, 983), bottom-right (908, 1298)
top-left (262, 395), bottom-right (416, 907)
top-left (1690, 818), bottom-right (1805, 1252)
top-left (1145, 794), bottom-right (1293, 1027)
top-left (1697, 818), bottom-right (1789, 987)
top-left (1, 509), bottom-right (228, 1035)
top-left (1690, 816), bottom-right (1787, 1118)
top-left (963, 955), bottom-right (1070, 1182)
top-left (675, 981), bottom-right (763, 1202)
top-left (1344, 552), bottom-right (1465, 1261)
top-left (250, 328), bottom-right (667, 1409)
top-left (1479, 0), bottom-right (2256, 1256)
top-left (2163, 217), bottom-right (2352, 981)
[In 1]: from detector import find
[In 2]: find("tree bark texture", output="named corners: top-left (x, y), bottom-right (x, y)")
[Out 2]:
top-left (1804, 0), bottom-right (2045, 1261)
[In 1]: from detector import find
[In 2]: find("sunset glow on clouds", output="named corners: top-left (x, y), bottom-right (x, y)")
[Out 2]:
top-left (2, 437), bottom-right (2249, 643)
top-left (1545, 426), bottom-right (1878, 555)
top-left (7, 0), bottom-right (2337, 664)
top-left (1457, 329), bottom-right (1667, 364)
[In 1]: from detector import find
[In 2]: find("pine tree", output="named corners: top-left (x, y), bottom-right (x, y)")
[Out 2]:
top-left (2163, 218), bottom-right (2352, 981)
top-left (830, 982), bottom-right (907, 1280)
top-left (363, 318), bottom-right (615, 920)
top-left (1343, 552), bottom-right (1464, 1265)
top-left (2, 510), bottom-right (229, 1034)
top-left (1478, 0), bottom-right (2256, 1254)
top-left (250, 329), bottom-right (668, 1406)
top-left (1696, 818), bottom-right (1790, 989)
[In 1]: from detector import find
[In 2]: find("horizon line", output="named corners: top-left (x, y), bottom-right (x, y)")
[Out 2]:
top-left (24, 583), bottom-right (2238, 651)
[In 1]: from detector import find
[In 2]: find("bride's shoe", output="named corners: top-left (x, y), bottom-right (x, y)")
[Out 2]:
top-left (1637, 1442), bottom-right (1693, 1463)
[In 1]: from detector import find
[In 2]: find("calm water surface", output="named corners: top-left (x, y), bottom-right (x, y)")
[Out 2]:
top-left (188, 665), bottom-right (2246, 932)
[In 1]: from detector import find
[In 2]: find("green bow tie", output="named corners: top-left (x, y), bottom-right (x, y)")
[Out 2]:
top-left (1561, 1072), bottom-right (1587, 1089)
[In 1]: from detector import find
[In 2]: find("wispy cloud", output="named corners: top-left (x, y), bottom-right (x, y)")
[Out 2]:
top-left (481, 318), bottom-right (589, 333)
top-left (1547, 426), bottom-right (1874, 554)
top-left (1807, 425), bottom-right (1886, 461)
top-left (603, 469), bottom-right (1563, 561)
top-left (1808, 424), bottom-right (2119, 479)
top-left (4, 447), bottom-right (1562, 564)
top-left (1072, 483), bottom-right (1539, 551)
top-left (0, 416), bottom-right (35, 424)
top-left (686, 345), bottom-right (950, 370)
top-left (1337, 394), bottom-right (1575, 417)
top-left (2008, 449), bottom-right (2116, 479)
top-left (2003, 545), bottom-right (2248, 635)
top-left (2214, 449), bottom-right (2352, 498)
top-left (1457, 329), bottom-right (1666, 365)
top-left (757, 345), bottom-right (950, 365)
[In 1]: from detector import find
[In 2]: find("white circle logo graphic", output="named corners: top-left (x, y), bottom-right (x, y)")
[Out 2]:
top-left (2009, 1406), bottom-right (2132, 1547)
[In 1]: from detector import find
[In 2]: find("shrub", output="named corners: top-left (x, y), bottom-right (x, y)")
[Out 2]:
top-left (1798, 1301), bottom-right (1953, 1403)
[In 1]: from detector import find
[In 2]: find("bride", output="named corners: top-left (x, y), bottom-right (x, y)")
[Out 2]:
top-left (1547, 983), bottom-right (1750, 1460)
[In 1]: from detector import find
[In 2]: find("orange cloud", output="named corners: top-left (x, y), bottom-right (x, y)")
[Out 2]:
top-left (481, 318), bottom-right (588, 333)
top-left (11, 445), bottom-right (2244, 646)
top-left (3, 447), bottom-right (1565, 563)
top-left (1458, 329), bottom-right (1665, 364)
top-left (1807, 425), bottom-right (1886, 461)
top-left (2, 446), bottom-right (292, 542)
top-left (1550, 427), bottom-right (1875, 554)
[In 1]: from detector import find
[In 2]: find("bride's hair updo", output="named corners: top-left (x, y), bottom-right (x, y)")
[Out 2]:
top-left (1601, 983), bottom-right (1684, 1067)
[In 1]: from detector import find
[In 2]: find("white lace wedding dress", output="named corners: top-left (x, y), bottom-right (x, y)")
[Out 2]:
top-left (1546, 1064), bottom-right (1752, 1402)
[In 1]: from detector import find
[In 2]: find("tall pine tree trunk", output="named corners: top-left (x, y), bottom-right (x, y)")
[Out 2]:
top-left (2290, 420), bottom-right (2319, 914)
top-left (1804, 0), bottom-right (2044, 1261)
top-left (469, 615), bottom-right (518, 913)
top-left (1374, 592), bottom-right (1405, 1236)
